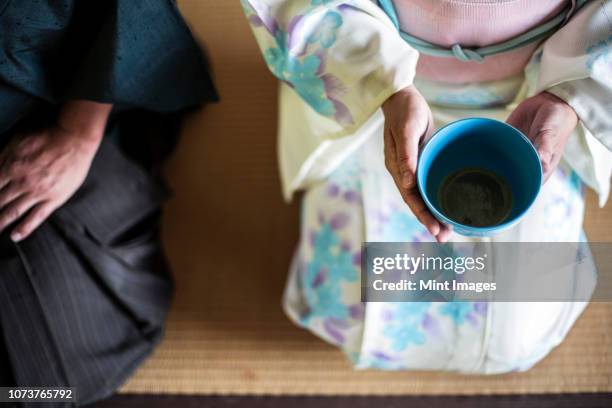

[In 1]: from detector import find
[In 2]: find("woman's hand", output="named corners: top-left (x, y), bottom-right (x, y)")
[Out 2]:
top-left (506, 92), bottom-right (578, 182)
top-left (0, 101), bottom-right (112, 242)
top-left (382, 85), bottom-right (452, 242)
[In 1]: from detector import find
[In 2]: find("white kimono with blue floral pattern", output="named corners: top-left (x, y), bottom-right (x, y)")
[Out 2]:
top-left (242, 0), bottom-right (612, 373)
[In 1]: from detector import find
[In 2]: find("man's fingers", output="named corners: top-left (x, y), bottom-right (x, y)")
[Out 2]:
top-left (0, 195), bottom-right (39, 234)
top-left (0, 183), bottom-right (25, 209)
top-left (0, 154), bottom-right (11, 191)
top-left (11, 202), bottom-right (55, 242)
top-left (0, 176), bottom-right (10, 192)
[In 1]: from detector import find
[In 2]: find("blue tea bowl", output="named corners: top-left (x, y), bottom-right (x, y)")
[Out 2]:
top-left (416, 117), bottom-right (542, 237)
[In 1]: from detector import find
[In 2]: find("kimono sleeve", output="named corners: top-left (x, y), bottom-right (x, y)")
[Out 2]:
top-left (0, 0), bottom-right (217, 136)
top-left (241, 0), bottom-right (419, 133)
top-left (63, 0), bottom-right (219, 112)
top-left (535, 0), bottom-right (612, 152)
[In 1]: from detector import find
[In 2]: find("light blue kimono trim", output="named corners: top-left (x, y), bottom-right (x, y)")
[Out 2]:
top-left (378, 0), bottom-right (590, 63)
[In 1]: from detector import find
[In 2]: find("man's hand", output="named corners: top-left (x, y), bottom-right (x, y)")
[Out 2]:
top-left (506, 92), bottom-right (578, 182)
top-left (0, 101), bottom-right (111, 242)
top-left (382, 85), bottom-right (452, 243)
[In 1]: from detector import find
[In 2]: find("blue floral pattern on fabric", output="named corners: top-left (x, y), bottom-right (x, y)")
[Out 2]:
top-left (541, 167), bottom-right (585, 239)
top-left (439, 302), bottom-right (487, 326)
top-left (326, 155), bottom-right (363, 204)
top-left (359, 350), bottom-right (405, 369)
top-left (568, 169), bottom-right (584, 197)
top-left (243, 0), bottom-right (354, 124)
top-left (586, 34), bottom-right (612, 75)
top-left (301, 211), bottom-right (360, 345)
top-left (378, 211), bottom-right (429, 242)
top-left (307, 11), bottom-right (343, 48)
top-left (382, 303), bottom-right (431, 351)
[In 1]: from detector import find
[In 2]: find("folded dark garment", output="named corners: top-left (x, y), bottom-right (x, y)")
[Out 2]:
top-left (0, 140), bottom-right (173, 406)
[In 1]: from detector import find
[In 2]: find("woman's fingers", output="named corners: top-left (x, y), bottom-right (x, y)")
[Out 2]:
top-left (393, 122), bottom-right (421, 189)
top-left (384, 123), bottom-right (450, 241)
top-left (0, 194), bottom-right (39, 234)
top-left (385, 129), bottom-right (441, 237)
top-left (508, 92), bottom-right (578, 185)
top-left (506, 101), bottom-right (534, 137)
top-left (530, 105), bottom-right (569, 181)
top-left (11, 202), bottom-right (55, 242)
top-left (402, 186), bottom-right (441, 237)
top-left (404, 186), bottom-right (453, 243)
top-left (382, 86), bottom-right (452, 242)
top-left (436, 223), bottom-right (453, 243)
top-left (383, 122), bottom-right (397, 164)
top-left (531, 129), bottom-right (557, 178)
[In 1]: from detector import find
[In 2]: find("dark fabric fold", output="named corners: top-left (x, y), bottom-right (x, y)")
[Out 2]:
top-left (0, 140), bottom-right (174, 406)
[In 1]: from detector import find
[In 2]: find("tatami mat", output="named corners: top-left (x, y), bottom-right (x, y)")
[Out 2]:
top-left (120, 0), bottom-right (612, 396)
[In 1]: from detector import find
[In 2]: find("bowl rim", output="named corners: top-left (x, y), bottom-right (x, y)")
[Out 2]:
top-left (416, 117), bottom-right (543, 233)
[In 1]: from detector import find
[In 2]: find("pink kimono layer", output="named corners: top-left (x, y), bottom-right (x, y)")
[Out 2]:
top-left (393, 0), bottom-right (569, 83)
